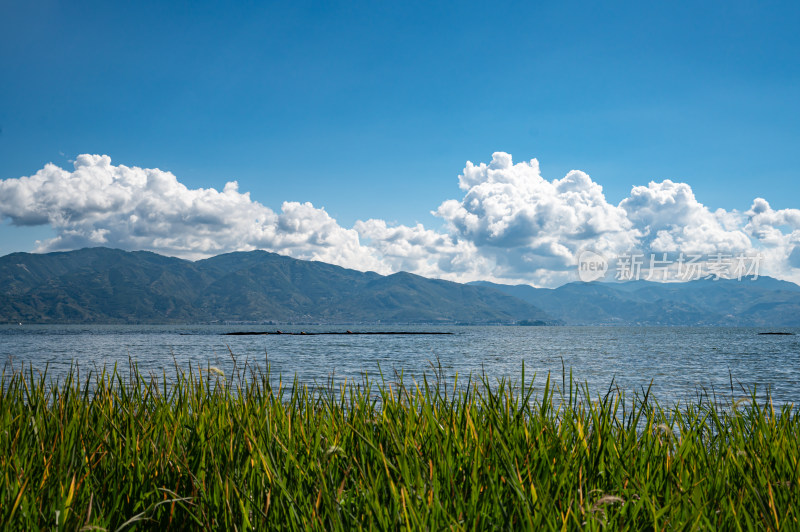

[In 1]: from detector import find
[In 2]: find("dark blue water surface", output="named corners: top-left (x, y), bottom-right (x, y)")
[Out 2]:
top-left (2, 325), bottom-right (799, 405)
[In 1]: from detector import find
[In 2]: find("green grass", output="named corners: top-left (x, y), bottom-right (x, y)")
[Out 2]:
top-left (1, 357), bottom-right (798, 530)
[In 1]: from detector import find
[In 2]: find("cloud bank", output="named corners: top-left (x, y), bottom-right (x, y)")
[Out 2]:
top-left (1, 152), bottom-right (799, 286)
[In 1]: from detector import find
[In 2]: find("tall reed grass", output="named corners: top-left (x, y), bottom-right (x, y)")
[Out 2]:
top-left (1, 357), bottom-right (798, 530)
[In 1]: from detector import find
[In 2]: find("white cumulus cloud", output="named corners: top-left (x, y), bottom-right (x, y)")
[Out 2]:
top-left (620, 179), bottom-right (752, 255)
top-left (434, 152), bottom-right (639, 282)
top-left (744, 198), bottom-right (800, 281)
top-left (1, 152), bottom-right (799, 286)
top-left (0, 154), bottom-right (383, 270)
top-left (354, 219), bottom-right (493, 280)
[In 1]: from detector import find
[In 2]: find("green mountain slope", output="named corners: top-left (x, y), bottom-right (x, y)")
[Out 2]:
top-left (0, 248), bottom-right (553, 324)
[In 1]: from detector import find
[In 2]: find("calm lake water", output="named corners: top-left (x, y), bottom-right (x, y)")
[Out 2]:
top-left (2, 325), bottom-right (799, 406)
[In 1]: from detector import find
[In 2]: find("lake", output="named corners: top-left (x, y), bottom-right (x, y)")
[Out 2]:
top-left (2, 324), bottom-right (799, 405)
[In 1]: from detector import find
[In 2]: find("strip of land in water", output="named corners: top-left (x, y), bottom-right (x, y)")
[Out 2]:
top-left (222, 330), bottom-right (454, 336)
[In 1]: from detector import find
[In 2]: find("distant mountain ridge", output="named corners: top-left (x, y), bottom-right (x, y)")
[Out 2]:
top-left (471, 277), bottom-right (800, 326)
top-left (0, 248), bottom-right (554, 324)
top-left (3, 247), bottom-right (799, 325)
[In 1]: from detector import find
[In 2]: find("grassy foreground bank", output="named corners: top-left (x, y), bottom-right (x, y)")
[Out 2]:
top-left (1, 361), bottom-right (798, 530)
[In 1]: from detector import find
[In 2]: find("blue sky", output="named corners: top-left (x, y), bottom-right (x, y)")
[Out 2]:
top-left (1, 1), bottom-right (800, 285)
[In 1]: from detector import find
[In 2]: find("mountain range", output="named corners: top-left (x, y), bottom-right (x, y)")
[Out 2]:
top-left (1, 247), bottom-right (799, 326)
top-left (0, 248), bottom-right (551, 324)
top-left (472, 277), bottom-right (800, 326)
